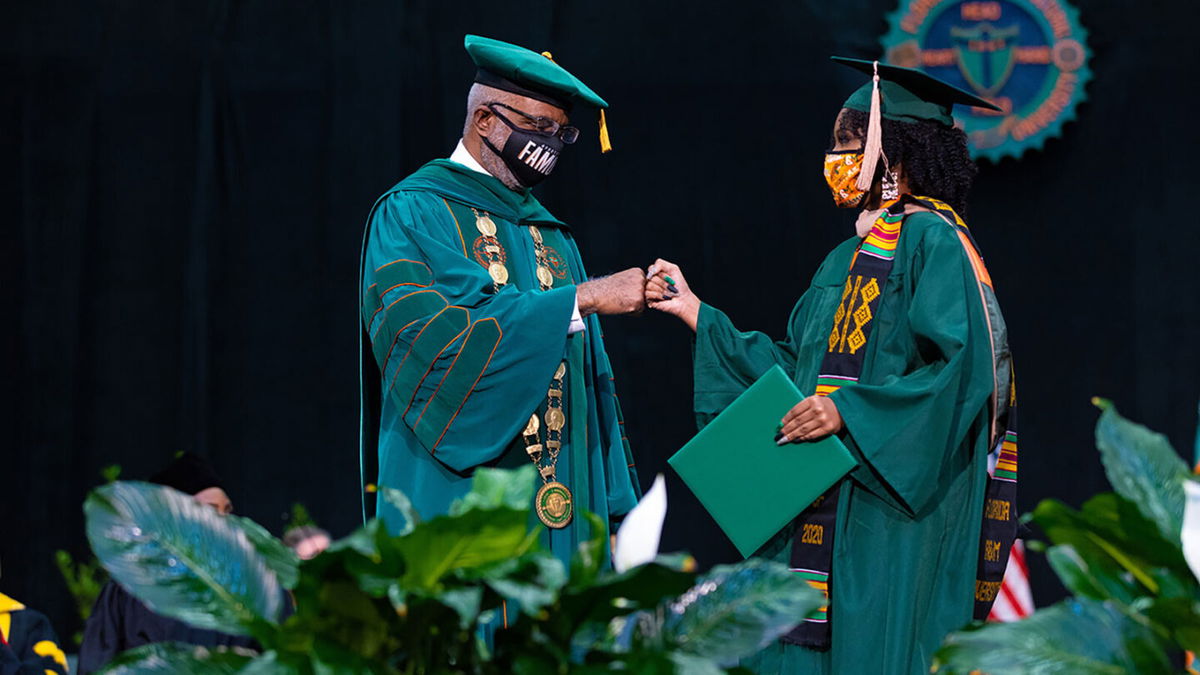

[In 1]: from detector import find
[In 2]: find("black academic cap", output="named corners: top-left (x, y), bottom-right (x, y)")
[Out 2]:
top-left (149, 452), bottom-right (224, 496)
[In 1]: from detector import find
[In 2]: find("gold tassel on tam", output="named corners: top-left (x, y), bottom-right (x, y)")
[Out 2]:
top-left (538, 48), bottom-right (610, 153)
top-left (599, 109), bottom-right (612, 153)
top-left (856, 60), bottom-right (884, 193)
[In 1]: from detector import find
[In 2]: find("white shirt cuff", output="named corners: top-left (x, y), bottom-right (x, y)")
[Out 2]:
top-left (568, 294), bottom-right (586, 334)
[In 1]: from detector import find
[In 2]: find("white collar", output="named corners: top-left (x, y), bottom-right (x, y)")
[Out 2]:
top-left (449, 140), bottom-right (490, 176)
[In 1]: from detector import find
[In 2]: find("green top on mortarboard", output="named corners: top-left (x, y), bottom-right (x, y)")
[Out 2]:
top-left (834, 56), bottom-right (1001, 126)
top-left (464, 34), bottom-right (608, 112)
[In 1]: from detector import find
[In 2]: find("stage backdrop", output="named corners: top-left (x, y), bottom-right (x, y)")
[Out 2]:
top-left (4, 0), bottom-right (1198, 640)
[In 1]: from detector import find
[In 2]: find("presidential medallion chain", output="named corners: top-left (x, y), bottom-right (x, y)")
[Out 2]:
top-left (474, 215), bottom-right (571, 527)
top-left (475, 215), bottom-right (557, 294)
top-left (472, 208), bottom-right (507, 291)
top-left (528, 225), bottom-right (556, 291)
top-left (522, 361), bottom-right (573, 528)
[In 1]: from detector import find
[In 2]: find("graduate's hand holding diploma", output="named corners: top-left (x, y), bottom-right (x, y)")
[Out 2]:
top-left (777, 395), bottom-right (843, 444)
top-left (645, 258), bottom-right (701, 331)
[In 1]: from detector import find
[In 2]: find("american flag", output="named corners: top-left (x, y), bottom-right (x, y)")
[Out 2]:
top-left (987, 540), bottom-right (1034, 621)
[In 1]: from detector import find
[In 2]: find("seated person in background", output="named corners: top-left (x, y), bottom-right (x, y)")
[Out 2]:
top-left (78, 453), bottom-right (254, 674)
top-left (0, 585), bottom-right (68, 675)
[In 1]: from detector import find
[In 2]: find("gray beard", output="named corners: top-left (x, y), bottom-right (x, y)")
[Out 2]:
top-left (478, 130), bottom-right (524, 191)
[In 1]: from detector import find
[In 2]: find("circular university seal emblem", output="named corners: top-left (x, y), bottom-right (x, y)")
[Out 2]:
top-left (882, 0), bottom-right (1091, 160)
top-left (535, 481), bottom-right (573, 529)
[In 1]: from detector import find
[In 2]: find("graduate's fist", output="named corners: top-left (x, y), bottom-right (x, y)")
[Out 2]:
top-left (646, 259), bottom-right (701, 331)
top-left (578, 268), bottom-right (647, 316)
top-left (778, 395), bottom-right (843, 443)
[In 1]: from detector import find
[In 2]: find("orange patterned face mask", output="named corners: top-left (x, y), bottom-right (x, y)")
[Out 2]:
top-left (824, 151), bottom-right (866, 208)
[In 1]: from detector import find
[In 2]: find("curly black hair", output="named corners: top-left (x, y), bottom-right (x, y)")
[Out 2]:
top-left (837, 109), bottom-right (978, 217)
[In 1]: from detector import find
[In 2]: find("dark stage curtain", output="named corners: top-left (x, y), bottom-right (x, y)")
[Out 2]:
top-left (3, 0), bottom-right (1198, 640)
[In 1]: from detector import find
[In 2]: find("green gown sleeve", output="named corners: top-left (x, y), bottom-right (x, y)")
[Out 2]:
top-left (362, 191), bottom-right (575, 474)
top-left (828, 217), bottom-right (996, 517)
top-left (692, 300), bottom-right (804, 426)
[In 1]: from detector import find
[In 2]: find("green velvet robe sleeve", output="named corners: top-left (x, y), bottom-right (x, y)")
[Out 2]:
top-left (690, 240), bottom-right (859, 426)
top-left (361, 190), bottom-right (576, 474)
top-left (828, 216), bottom-right (996, 518)
top-left (692, 300), bottom-right (803, 426)
top-left (691, 218), bottom-right (994, 519)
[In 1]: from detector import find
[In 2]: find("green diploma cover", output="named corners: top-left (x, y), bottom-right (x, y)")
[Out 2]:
top-left (669, 365), bottom-right (857, 558)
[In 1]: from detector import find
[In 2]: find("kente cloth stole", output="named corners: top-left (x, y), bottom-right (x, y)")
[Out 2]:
top-left (907, 195), bottom-right (1018, 623)
top-left (784, 196), bottom-right (1018, 649)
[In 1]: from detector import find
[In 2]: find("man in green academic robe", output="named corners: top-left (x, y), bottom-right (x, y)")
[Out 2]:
top-left (359, 35), bottom-right (643, 567)
top-left (645, 58), bottom-right (1014, 674)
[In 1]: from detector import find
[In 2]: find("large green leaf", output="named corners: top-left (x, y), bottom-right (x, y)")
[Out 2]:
top-left (394, 506), bottom-right (535, 591)
top-left (449, 465), bottom-right (537, 515)
top-left (667, 653), bottom-right (725, 675)
top-left (934, 598), bottom-right (1174, 674)
top-left (1141, 597), bottom-right (1200, 653)
top-left (308, 578), bottom-right (393, 658)
top-left (96, 642), bottom-right (253, 674)
top-left (229, 514), bottom-right (300, 590)
top-left (85, 482), bottom-right (281, 636)
top-left (661, 558), bottom-right (823, 662)
top-left (325, 518), bottom-right (388, 560)
top-left (1032, 495), bottom-right (1192, 598)
top-left (300, 518), bottom-right (410, 600)
top-left (559, 557), bottom-right (697, 629)
top-left (378, 487), bottom-right (418, 536)
top-left (1094, 401), bottom-right (1189, 543)
top-left (482, 554), bottom-right (567, 619)
top-left (1045, 545), bottom-right (1138, 606)
top-left (569, 511), bottom-right (610, 589)
top-left (434, 586), bottom-right (485, 629)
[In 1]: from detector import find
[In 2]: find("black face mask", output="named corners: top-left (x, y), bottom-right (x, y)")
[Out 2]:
top-left (481, 109), bottom-right (564, 188)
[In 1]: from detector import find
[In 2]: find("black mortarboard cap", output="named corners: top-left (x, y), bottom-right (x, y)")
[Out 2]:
top-left (149, 452), bottom-right (224, 496)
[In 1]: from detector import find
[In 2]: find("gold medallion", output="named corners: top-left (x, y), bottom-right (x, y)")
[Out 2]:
top-left (535, 481), bottom-right (573, 528)
top-left (554, 362), bottom-right (567, 379)
top-left (488, 263), bottom-right (509, 285)
top-left (475, 213), bottom-right (497, 237)
top-left (528, 225), bottom-right (543, 244)
top-left (545, 407), bottom-right (565, 432)
top-left (537, 265), bottom-right (555, 289)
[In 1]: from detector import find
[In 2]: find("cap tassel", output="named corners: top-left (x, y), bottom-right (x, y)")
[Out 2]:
top-left (599, 108), bottom-right (612, 153)
top-left (856, 60), bottom-right (883, 193)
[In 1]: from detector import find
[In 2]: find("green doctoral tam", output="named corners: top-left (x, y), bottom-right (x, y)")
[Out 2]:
top-left (464, 34), bottom-right (612, 151)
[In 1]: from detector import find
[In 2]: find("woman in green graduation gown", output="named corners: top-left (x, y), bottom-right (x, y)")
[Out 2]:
top-left (646, 58), bottom-right (1017, 674)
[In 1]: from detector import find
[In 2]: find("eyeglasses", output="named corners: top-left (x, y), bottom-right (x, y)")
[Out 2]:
top-left (487, 102), bottom-right (580, 144)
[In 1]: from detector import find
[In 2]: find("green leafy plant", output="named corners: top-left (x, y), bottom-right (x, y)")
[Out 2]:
top-left (52, 464), bottom-right (123, 645)
top-left (54, 549), bottom-right (107, 645)
top-left (86, 466), bottom-right (821, 674)
top-left (101, 464), bottom-right (122, 483)
top-left (287, 503), bottom-right (316, 531)
top-left (933, 400), bottom-right (1197, 674)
